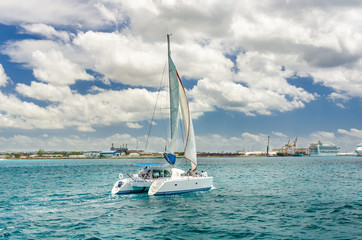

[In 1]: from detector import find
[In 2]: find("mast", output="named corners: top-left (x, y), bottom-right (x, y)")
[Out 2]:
top-left (167, 34), bottom-right (171, 57)
top-left (167, 34), bottom-right (179, 154)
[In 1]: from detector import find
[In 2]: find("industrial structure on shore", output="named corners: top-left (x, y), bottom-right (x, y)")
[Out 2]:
top-left (271, 137), bottom-right (340, 157)
top-left (272, 137), bottom-right (309, 156)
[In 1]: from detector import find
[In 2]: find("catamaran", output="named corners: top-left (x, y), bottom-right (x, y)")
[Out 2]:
top-left (111, 35), bottom-right (213, 195)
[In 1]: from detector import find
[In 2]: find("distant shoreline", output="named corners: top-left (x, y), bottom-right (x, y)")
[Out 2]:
top-left (3, 155), bottom-right (256, 160)
top-left (1, 154), bottom-right (358, 160)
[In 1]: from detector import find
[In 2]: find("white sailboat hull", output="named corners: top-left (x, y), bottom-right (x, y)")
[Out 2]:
top-left (112, 167), bottom-right (213, 195)
top-left (148, 176), bottom-right (213, 195)
top-left (111, 178), bottom-right (153, 194)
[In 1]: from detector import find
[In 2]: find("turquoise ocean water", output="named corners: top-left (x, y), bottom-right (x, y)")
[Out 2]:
top-left (0, 156), bottom-right (361, 239)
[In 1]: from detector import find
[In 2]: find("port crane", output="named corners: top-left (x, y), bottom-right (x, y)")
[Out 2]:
top-left (281, 139), bottom-right (291, 155)
top-left (291, 137), bottom-right (298, 154)
top-left (281, 137), bottom-right (298, 155)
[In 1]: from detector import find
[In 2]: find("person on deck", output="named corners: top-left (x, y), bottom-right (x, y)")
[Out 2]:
top-left (142, 166), bottom-right (149, 178)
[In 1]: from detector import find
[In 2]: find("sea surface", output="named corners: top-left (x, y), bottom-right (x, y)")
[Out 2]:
top-left (0, 156), bottom-right (361, 239)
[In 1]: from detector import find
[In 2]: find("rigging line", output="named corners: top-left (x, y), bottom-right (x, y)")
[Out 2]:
top-left (162, 107), bottom-right (168, 151)
top-left (159, 94), bottom-right (169, 151)
top-left (144, 59), bottom-right (167, 151)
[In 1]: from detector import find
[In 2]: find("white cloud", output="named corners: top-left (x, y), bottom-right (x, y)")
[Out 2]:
top-left (0, 87), bottom-right (164, 131)
top-left (310, 131), bottom-right (336, 143)
top-left (32, 49), bottom-right (94, 85)
top-left (0, 64), bottom-right (10, 87)
top-left (337, 128), bottom-right (362, 138)
top-left (272, 131), bottom-right (288, 138)
top-left (328, 92), bottom-right (351, 108)
top-left (126, 122), bottom-right (143, 129)
top-left (196, 134), bottom-right (241, 153)
top-left (119, 0), bottom-right (236, 41)
top-left (0, 92), bottom-right (62, 129)
top-left (3, 0), bottom-right (361, 115)
top-left (73, 31), bottom-right (166, 87)
top-left (190, 77), bottom-right (315, 117)
top-left (0, 0), bottom-right (362, 153)
top-left (0, 0), bottom-right (118, 29)
top-left (329, 92), bottom-right (351, 102)
top-left (16, 81), bottom-right (72, 102)
top-left (21, 23), bottom-right (71, 42)
top-left (241, 132), bottom-right (262, 142)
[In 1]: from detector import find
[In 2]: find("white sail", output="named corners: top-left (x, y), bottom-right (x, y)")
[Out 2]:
top-left (168, 55), bottom-right (180, 154)
top-left (167, 34), bottom-right (197, 172)
top-left (178, 80), bottom-right (197, 172)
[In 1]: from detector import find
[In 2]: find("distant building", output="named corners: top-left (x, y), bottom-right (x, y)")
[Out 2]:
top-left (245, 151), bottom-right (266, 156)
top-left (128, 152), bottom-right (140, 157)
top-left (69, 155), bottom-right (86, 158)
top-left (83, 152), bottom-right (100, 158)
top-left (110, 143), bottom-right (129, 155)
top-left (100, 150), bottom-right (124, 157)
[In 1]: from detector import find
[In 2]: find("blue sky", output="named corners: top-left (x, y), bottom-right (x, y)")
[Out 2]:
top-left (0, 0), bottom-right (361, 153)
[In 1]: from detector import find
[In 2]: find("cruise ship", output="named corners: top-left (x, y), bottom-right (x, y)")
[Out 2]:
top-left (309, 141), bottom-right (339, 156)
top-left (355, 143), bottom-right (362, 156)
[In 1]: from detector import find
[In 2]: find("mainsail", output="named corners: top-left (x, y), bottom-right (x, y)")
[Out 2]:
top-left (167, 55), bottom-right (179, 155)
top-left (166, 34), bottom-right (197, 172)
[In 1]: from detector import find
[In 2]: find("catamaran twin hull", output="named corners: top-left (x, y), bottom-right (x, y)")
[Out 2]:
top-left (112, 176), bottom-right (213, 195)
top-left (111, 167), bottom-right (213, 196)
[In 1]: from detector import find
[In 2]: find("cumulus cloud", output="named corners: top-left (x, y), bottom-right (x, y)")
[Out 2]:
top-left (241, 132), bottom-right (263, 142)
top-left (0, 0), bottom-right (362, 153)
top-left (0, 0), bottom-right (120, 29)
top-left (334, 128), bottom-right (362, 152)
top-left (190, 77), bottom-right (315, 117)
top-left (328, 92), bottom-right (351, 108)
top-left (310, 131), bottom-right (336, 142)
top-left (73, 31), bottom-right (166, 87)
top-left (0, 64), bottom-right (10, 87)
top-left (16, 81), bottom-right (72, 102)
top-left (0, 92), bottom-right (62, 129)
top-left (337, 128), bottom-right (362, 138)
top-left (2, 0), bottom-right (362, 101)
top-left (126, 122), bottom-right (143, 129)
top-left (32, 49), bottom-right (94, 85)
top-left (21, 23), bottom-right (71, 42)
top-left (3, 0), bottom-right (361, 119)
top-left (0, 87), bottom-right (163, 131)
top-left (272, 131), bottom-right (288, 138)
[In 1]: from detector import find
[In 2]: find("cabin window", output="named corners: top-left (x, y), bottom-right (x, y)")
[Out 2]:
top-left (152, 170), bottom-right (160, 178)
top-left (164, 170), bottom-right (171, 177)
